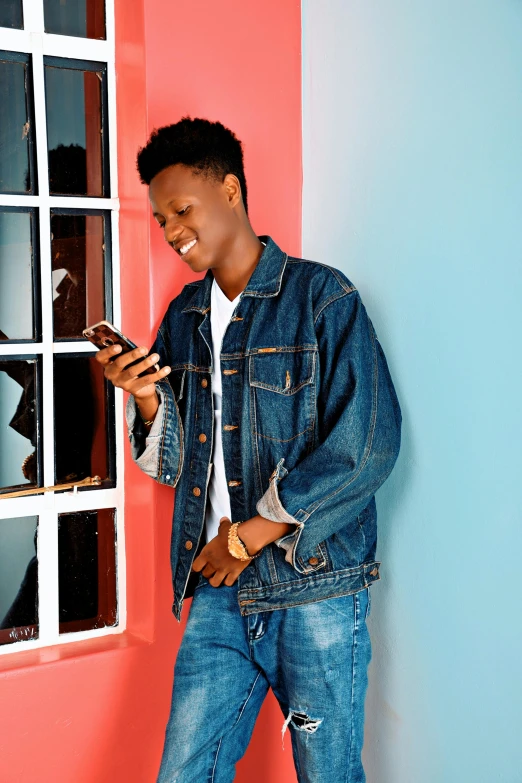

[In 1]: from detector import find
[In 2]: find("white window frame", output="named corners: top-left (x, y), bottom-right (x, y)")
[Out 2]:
top-left (0, 0), bottom-right (126, 655)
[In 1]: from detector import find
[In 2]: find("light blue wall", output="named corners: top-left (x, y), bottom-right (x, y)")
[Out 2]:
top-left (302, 2), bottom-right (522, 781)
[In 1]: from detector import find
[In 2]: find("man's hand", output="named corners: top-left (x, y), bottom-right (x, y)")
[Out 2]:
top-left (191, 516), bottom-right (295, 588)
top-left (95, 344), bottom-right (171, 425)
top-left (191, 518), bottom-right (253, 588)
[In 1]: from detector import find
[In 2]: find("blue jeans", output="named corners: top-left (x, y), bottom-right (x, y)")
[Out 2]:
top-left (157, 580), bottom-right (372, 783)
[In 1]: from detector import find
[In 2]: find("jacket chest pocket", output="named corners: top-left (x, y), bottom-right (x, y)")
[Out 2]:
top-left (249, 349), bottom-right (316, 442)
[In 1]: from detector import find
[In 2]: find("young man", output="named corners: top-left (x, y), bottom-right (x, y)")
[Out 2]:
top-left (96, 118), bottom-right (401, 783)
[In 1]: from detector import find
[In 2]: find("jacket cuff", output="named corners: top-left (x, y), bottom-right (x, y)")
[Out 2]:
top-left (125, 387), bottom-right (165, 479)
top-left (256, 462), bottom-right (302, 564)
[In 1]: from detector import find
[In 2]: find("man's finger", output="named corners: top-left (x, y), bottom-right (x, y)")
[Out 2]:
top-left (191, 549), bottom-right (208, 572)
top-left (95, 344), bottom-right (122, 366)
top-left (111, 346), bottom-right (149, 371)
top-left (209, 571), bottom-right (226, 588)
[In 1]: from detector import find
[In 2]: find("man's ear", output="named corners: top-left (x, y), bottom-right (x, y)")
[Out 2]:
top-left (223, 173), bottom-right (242, 210)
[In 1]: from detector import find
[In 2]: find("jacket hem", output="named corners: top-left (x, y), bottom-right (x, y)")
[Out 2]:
top-left (171, 560), bottom-right (381, 620)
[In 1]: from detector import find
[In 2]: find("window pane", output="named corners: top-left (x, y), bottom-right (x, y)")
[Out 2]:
top-left (52, 212), bottom-right (108, 339)
top-left (58, 508), bottom-right (117, 634)
top-left (44, 0), bottom-right (105, 40)
top-left (53, 354), bottom-right (114, 484)
top-left (0, 1), bottom-right (23, 30)
top-left (0, 210), bottom-right (36, 342)
top-left (0, 516), bottom-right (38, 646)
top-left (45, 63), bottom-right (107, 196)
top-left (0, 358), bottom-right (40, 493)
top-left (0, 56), bottom-right (35, 194)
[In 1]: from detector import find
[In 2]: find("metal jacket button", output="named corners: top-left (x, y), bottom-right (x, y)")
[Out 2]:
top-left (192, 487), bottom-right (201, 496)
top-left (198, 433), bottom-right (207, 443)
top-left (185, 540), bottom-right (193, 550)
top-left (308, 557), bottom-right (319, 566)
top-left (201, 378), bottom-right (208, 388)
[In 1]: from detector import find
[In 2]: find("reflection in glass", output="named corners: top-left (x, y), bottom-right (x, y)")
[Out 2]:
top-left (0, 516), bottom-right (38, 646)
top-left (0, 1), bottom-right (23, 30)
top-left (0, 358), bottom-right (39, 492)
top-left (53, 354), bottom-right (113, 484)
top-left (0, 210), bottom-right (35, 342)
top-left (51, 212), bottom-right (106, 339)
top-left (45, 63), bottom-right (106, 196)
top-left (0, 56), bottom-right (35, 193)
top-left (44, 0), bottom-right (105, 40)
top-left (59, 509), bottom-right (117, 634)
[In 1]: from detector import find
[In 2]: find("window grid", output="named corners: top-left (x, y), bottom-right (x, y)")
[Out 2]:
top-left (0, 0), bottom-right (126, 655)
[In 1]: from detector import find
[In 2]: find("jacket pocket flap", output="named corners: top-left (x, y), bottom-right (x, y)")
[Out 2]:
top-left (249, 350), bottom-right (315, 395)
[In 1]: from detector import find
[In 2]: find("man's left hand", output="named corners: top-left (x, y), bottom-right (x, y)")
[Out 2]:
top-left (191, 515), bottom-right (294, 588)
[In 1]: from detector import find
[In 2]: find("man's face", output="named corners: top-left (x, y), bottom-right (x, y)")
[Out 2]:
top-left (149, 163), bottom-right (240, 274)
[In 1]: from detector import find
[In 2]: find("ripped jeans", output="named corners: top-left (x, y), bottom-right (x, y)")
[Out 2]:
top-left (156, 579), bottom-right (372, 783)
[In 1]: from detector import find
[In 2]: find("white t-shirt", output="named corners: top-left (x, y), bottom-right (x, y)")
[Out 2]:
top-left (204, 277), bottom-right (243, 543)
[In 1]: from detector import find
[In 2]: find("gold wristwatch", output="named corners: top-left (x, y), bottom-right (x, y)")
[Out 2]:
top-left (227, 522), bottom-right (259, 561)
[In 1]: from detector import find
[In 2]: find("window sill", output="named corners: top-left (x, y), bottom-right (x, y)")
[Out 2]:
top-left (0, 630), bottom-right (152, 676)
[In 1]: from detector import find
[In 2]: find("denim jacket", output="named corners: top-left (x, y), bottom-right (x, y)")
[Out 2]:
top-left (126, 236), bottom-right (402, 620)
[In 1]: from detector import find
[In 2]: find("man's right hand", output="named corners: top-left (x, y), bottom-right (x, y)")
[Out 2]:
top-left (95, 344), bottom-right (171, 424)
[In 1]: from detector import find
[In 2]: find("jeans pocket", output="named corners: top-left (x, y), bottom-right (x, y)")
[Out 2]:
top-left (194, 573), bottom-right (209, 590)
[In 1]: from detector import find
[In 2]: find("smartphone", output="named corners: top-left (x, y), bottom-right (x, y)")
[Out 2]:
top-left (82, 320), bottom-right (160, 376)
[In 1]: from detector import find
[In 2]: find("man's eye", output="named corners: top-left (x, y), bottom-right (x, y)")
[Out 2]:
top-left (176, 206), bottom-right (189, 216)
top-left (158, 222), bottom-right (165, 229)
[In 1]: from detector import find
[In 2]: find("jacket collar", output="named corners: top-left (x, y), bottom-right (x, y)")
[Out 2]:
top-left (181, 235), bottom-right (288, 314)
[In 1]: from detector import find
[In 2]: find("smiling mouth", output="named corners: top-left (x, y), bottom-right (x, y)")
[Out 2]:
top-left (178, 238), bottom-right (197, 256)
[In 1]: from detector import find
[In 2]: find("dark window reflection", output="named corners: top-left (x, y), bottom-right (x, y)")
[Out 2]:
top-left (0, 54), bottom-right (36, 194)
top-left (0, 358), bottom-right (40, 492)
top-left (58, 509), bottom-right (117, 633)
top-left (53, 354), bottom-right (114, 485)
top-left (0, 1), bottom-right (23, 29)
top-left (0, 516), bottom-right (38, 646)
top-left (45, 62), bottom-right (107, 196)
top-left (52, 212), bottom-right (107, 339)
top-left (0, 209), bottom-right (36, 342)
top-left (44, 0), bottom-right (105, 40)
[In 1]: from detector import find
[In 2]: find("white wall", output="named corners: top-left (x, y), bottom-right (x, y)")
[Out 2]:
top-left (302, 2), bottom-right (522, 781)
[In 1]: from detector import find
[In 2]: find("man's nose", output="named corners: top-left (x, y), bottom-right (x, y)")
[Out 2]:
top-left (164, 217), bottom-right (183, 245)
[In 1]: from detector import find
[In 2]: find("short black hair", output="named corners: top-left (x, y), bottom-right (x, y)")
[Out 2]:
top-left (136, 117), bottom-right (249, 213)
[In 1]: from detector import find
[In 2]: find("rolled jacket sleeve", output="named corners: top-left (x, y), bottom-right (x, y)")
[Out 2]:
top-left (256, 289), bottom-right (402, 570)
top-left (125, 320), bottom-right (184, 487)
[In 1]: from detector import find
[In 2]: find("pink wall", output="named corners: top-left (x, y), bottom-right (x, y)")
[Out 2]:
top-left (0, 1), bottom-right (301, 781)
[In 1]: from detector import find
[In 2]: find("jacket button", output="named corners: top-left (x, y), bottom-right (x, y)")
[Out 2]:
top-left (198, 433), bottom-right (207, 443)
top-left (308, 557), bottom-right (319, 566)
top-left (185, 540), bottom-right (193, 550)
top-left (201, 378), bottom-right (208, 388)
top-left (192, 487), bottom-right (201, 496)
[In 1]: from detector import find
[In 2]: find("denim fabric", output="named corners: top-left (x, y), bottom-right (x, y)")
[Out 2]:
top-left (156, 576), bottom-right (372, 783)
top-left (126, 236), bottom-right (402, 619)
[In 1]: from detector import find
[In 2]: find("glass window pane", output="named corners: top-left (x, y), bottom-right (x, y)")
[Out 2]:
top-left (51, 212), bottom-right (107, 339)
top-left (0, 55), bottom-right (36, 194)
top-left (58, 508), bottom-right (117, 634)
top-left (44, 0), bottom-right (105, 40)
top-left (0, 516), bottom-right (38, 646)
top-left (45, 63), bottom-right (107, 196)
top-left (0, 358), bottom-right (40, 493)
top-left (0, 1), bottom-right (23, 29)
top-left (0, 210), bottom-right (36, 342)
top-left (53, 354), bottom-right (114, 485)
